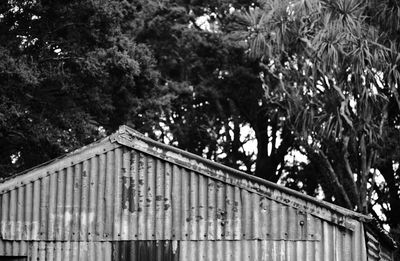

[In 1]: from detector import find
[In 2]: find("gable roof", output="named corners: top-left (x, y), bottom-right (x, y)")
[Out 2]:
top-left (0, 125), bottom-right (371, 230)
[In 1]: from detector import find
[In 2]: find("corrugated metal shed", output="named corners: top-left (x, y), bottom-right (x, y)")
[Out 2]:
top-left (365, 222), bottom-right (396, 261)
top-left (0, 125), bottom-right (395, 261)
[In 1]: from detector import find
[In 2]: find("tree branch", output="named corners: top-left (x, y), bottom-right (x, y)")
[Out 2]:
top-left (359, 134), bottom-right (368, 213)
top-left (342, 136), bottom-right (360, 207)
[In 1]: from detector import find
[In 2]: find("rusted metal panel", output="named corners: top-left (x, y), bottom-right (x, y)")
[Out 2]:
top-left (0, 139), bottom-right (119, 195)
top-left (0, 239), bottom-right (29, 256)
top-left (180, 224), bottom-right (365, 261)
top-left (28, 241), bottom-right (112, 261)
top-left (0, 230), bottom-right (367, 261)
top-left (0, 125), bottom-right (373, 261)
top-left (366, 230), bottom-right (394, 261)
top-left (112, 241), bottom-right (179, 261)
top-left (113, 126), bottom-right (369, 229)
top-left (1, 148), bottom-right (326, 241)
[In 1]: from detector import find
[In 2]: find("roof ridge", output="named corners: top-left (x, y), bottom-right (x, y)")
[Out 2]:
top-left (0, 125), bottom-right (372, 225)
top-left (115, 125), bottom-right (372, 224)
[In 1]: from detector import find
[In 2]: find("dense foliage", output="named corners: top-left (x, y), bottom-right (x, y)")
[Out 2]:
top-left (0, 0), bottom-right (171, 173)
top-left (1, 0), bottom-right (399, 249)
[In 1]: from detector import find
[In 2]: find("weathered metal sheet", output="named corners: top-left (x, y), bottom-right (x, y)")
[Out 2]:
top-left (1, 147), bottom-right (324, 241)
top-left (366, 230), bottom-right (394, 261)
top-left (29, 241), bottom-right (112, 261)
top-left (112, 241), bottom-right (179, 261)
top-left (180, 239), bottom-right (338, 261)
top-left (179, 222), bottom-right (366, 261)
top-left (0, 239), bottom-right (29, 256)
top-left (113, 126), bottom-right (370, 223)
top-left (0, 126), bottom-right (372, 261)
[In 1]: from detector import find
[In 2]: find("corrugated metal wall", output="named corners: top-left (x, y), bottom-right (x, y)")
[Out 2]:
top-left (29, 241), bottom-right (112, 261)
top-left (365, 230), bottom-right (394, 261)
top-left (1, 147), bottom-right (322, 241)
top-left (0, 144), bottom-right (368, 260)
top-left (0, 240), bottom-right (29, 256)
top-left (180, 237), bottom-right (357, 261)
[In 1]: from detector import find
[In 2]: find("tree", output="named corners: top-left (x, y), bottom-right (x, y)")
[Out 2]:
top-left (135, 0), bottom-right (294, 177)
top-left (0, 0), bottom-right (172, 177)
top-left (232, 0), bottom-right (400, 245)
top-left (2, 1), bottom-right (400, 249)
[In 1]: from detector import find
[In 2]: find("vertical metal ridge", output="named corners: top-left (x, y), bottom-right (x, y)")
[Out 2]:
top-left (198, 174), bottom-right (207, 240)
top-left (104, 150), bottom-right (114, 239)
top-left (155, 158), bottom-right (164, 240)
top-left (164, 161), bottom-right (172, 240)
top-left (189, 171), bottom-right (198, 240)
top-left (80, 158), bottom-right (90, 241)
top-left (96, 153), bottom-right (106, 239)
top-left (120, 147), bottom-right (130, 240)
top-left (180, 168), bottom-right (189, 239)
top-left (129, 149), bottom-right (139, 240)
top-left (171, 164), bottom-right (180, 239)
top-left (88, 155), bottom-right (98, 241)
top-left (113, 148), bottom-right (121, 240)
top-left (224, 182), bottom-right (233, 239)
top-left (47, 172), bottom-right (56, 240)
top-left (147, 155), bottom-right (156, 240)
top-left (71, 163), bottom-right (81, 241)
top-left (63, 166), bottom-right (72, 240)
top-left (16, 185), bottom-right (24, 240)
top-left (55, 170), bottom-right (64, 240)
top-left (215, 178), bottom-right (224, 240)
top-left (137, 151), bottom-right (146, 240)
top-left (206, 177), bottom-right (215, 240)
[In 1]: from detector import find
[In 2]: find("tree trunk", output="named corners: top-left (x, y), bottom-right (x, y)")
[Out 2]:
top-left (305, 145), bottom-right (354, 209)
top-left (359, 134), bottom-right (369, 214)
top-left (254, 114), bottom-right (292, 182)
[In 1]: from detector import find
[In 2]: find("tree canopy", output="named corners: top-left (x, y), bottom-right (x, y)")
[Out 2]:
top-left (1, 0), bottom-right (399, 251)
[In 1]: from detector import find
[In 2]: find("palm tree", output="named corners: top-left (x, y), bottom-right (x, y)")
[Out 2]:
top-left (229, 0), bottom-right (400, 235)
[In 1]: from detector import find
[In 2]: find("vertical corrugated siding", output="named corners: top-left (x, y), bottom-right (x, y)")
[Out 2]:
top-left (1, 147), bottom-right (323, 242)
top-left (365, 230), bottom-right (394, 261)
top-left (366, 230), bottom-right (381, 261)
top-left (0, 145), bottom-right (368, 261)
top-left (179, 224), bottom-right (365, 261)
top-left (0, 227), bottom-right (366, 261)
top-left (0, 240), bottom-right (29, 256)
top-left (177, 221), bottom-right (366, 261)
top-left (29, 241), bottom-right (112, 261)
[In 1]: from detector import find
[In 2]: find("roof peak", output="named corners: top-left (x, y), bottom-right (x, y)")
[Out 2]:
top-left (0, 125), bottom-right (372, 227)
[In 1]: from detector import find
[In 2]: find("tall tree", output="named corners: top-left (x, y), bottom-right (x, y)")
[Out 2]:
top-left (232, 0), bottom-right (400, 244)
top-left (0, 0), bottom-right (171, 176)
top-left (136, 0), bottom-right (294, 177)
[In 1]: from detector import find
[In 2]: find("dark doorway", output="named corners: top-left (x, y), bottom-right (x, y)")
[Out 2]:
top-left (0, 257), bottom-right (27, 261)
top-left (112, 241), bottom-right (179, 261)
